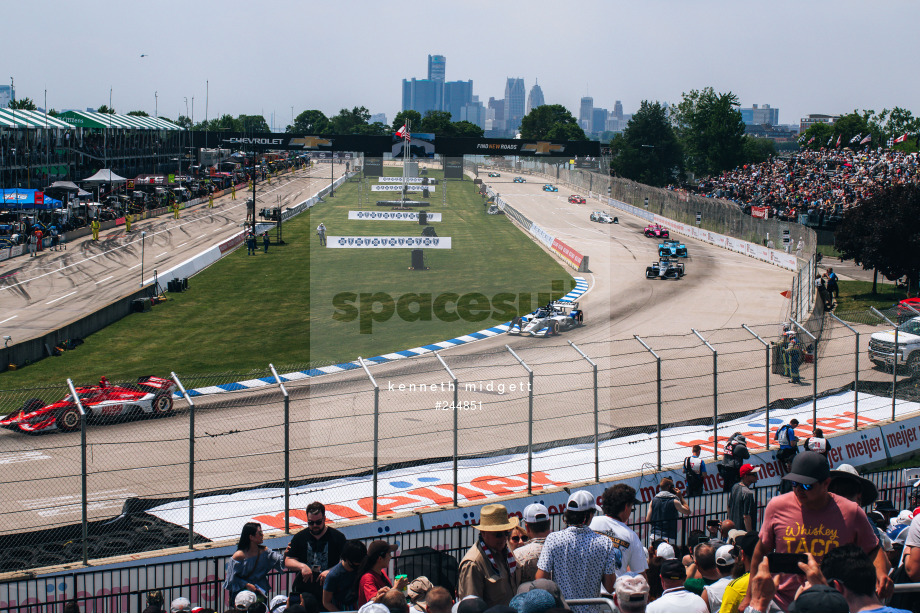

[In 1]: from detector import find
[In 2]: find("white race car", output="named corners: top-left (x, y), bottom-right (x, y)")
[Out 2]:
top-left (645, 258), bottom-right (685, 280)
top-left (508, 301), bottom-right (584, 336)
top-left (590, 211), bottom-right (617, 224)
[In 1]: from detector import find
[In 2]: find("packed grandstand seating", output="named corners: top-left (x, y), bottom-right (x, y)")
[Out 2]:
top-left (685, 148), bottom-right (920, 223)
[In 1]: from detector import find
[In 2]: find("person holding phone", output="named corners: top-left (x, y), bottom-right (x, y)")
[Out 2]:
top-left (285, 502), bottom-right (347, 608)
top-left (749, 452), bottom-right (889, 611)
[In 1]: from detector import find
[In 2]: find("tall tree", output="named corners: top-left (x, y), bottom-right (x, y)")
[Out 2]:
top-left (330, 106), bottom-right (371, 134)
top-left (97, 104), bottom-right (116, 114)
top-left (8, 97), bottom-right (37, 111)
top-left (419, 110), bottom-right (453, 135)
top-left (175, 115), bottom-right (193, 130)
top-left (288, 109), bottom-right (331, 134)
top-left (741, 136), bottom-right (776, 165)
top-left (452, 120), bottom-right (484, 138)
top-left (519, 104), bottom-right (586, 140)
top-left (671, 88), bottom-right (745, 176)
top-left (239, 114), bottom-right (270, 133)
top-left (127, 110), bottom-right (150, 117)
top-left (610, 101), bottom-right (683, 186)
top-left (835, 184), bottom-right (920, 294)
top-left (392, 110), bottom-right (421, 132)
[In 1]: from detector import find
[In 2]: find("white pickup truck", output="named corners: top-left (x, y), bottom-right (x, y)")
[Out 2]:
top-left (868, 316), bottom-right (920, 373)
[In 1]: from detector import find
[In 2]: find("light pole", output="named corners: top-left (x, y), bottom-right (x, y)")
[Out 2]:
top-left (154, 91), bottom-right (158, 173)
top-left (139, 231), bottom-right (146, 287)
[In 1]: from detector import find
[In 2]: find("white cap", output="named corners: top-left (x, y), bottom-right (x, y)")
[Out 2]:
top-left (715, 544), bottom-right (736, 566)
top-left (269, 595), bottom-right (288, 613)
top-left (656, 542), bottom-right (676, 560)
top-left (169, 597), bottom-right (191, 612)
top-left (566, 490), bottom-right (596, 513)
top-left (897, 510), bottom-right (915, 525)
top-left (235, 590), bottom-right (258, 610)
top-left (523, 503), bottom-right (549, 523)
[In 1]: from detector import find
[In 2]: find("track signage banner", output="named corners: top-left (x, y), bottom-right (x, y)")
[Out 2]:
top-left (378, 177), bottom-right (426, 183)
top-left (751, 206), bottom-right (769, 219)
top-left (348, 211), bottom-right (442, 222)
top-left (327, 236), bottom-right (451, 249)
top-left (371, 185), bottom-right (435, 193)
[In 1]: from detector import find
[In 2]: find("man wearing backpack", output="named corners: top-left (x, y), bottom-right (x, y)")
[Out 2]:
top-left (775, 419), bottom-right (799, 467)
top-left (684, 444), bottom-right (707, 497)
top-left (719, 433), bottom-right (749, 493)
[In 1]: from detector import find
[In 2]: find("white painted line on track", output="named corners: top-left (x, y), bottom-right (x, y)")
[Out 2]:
top-left (156, 252), bottom-right (169, 259)
top-left (177, 242), bottom-right (188, 248)
top-left (95, 275), bottom-right (114, 284)
top-left (46, 290), bottom-right (78, 305)
top-left (128, 263), bottom-right (141, 270)
top-left (0, 315), bottom-right (17, 325)
top-left (197, 234), bottom-right (206, 239)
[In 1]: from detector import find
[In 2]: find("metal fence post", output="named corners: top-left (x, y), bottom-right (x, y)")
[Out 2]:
top-left (66, 379), bottom-right (89, 565)
top-left (506, 345), bottom-right (534, 494)
top-left (789, 320), bottom-right (818, 426)
top-left (742, 325), bottom-right (770, 449)
top-left (568, 341), bottom-right (599, 482)
top-left (692, 330), bottom-right (719, 458)
top-left (828, 314), bottom-right (860, 430)
top-left (358, 357), bottom-right (380, 519)
top-left (870, 307), bottom-right (899, 420)
top-left (634, 336), bottom-right (662, 469)
top-left (171, 372), bottom-right (195, 549)
top-left (270, 364), bottom-right (291, 533)
top-left (435, 353), bottom-right (460, 506)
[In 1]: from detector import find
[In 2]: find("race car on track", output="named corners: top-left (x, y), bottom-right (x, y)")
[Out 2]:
top-left (658, 239), bottom-right (688, 258)
top-left (508, 301), bottom-right (584, 337)
top-left (513, 176), bottom-right (526, 183)
top-left (644, 223), bottom-right (669, 239)
top-left (645, 258), bottom-right (685, 280)
top-left (0, 375), bottom-right (178, 434)
top-left (543, 184), bottom-right (558, 192)
top-left (488, 172), bottom-right (501, 177)
top-left (590, 211), bottom-right (617, 224)
top-left (568, 195), bottom-right (586, 204)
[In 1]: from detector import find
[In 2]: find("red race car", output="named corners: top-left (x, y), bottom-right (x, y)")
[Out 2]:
top-left (644, 223), bottom-right (669, 239)
top-left (1, 376), bottom-right (177, 434)
top-left (568, 195), bottom-right (586, 204)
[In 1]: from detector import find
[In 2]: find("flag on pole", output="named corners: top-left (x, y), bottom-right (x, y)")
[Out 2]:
top-left (887, 137), bottom-right (895, 148)
top-left (808, 136), bottom-right (815, 144)
top-left (850, 134), bottom-right (861, 144)
top-left (827, 136), bottom-right (833, 146)
top-left (396, 124), bottom-right (410, 140)
top-left (835, 134), bottom-right (842, 148)
top-left (859, 134), bottom-right (872, 145)
top-left (895, 133), bottom-right (909, 143)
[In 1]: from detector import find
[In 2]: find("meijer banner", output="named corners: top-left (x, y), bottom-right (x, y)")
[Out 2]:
top-left (348, 211), bottom-right (442, 222)
top-left (327, 236), bottom-right (452, 248)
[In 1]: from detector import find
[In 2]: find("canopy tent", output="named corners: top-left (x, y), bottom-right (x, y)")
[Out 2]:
top-left (1, 189), bottom-right (63, 210)
top-left (46, 181), bottom-right (92, 199)
top-left (57, 110), bottom-right (181, 131)
top-left (82, 169), bottom-right (128, 184)
top-left (0, 108), bottom-right (73, 130)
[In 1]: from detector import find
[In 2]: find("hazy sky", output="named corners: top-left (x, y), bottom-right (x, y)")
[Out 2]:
top-left (4, 0), bottom-right (918, 131)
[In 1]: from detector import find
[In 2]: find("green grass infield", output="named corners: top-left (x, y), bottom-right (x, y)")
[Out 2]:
top-left (0, 167), bottom-right (575, 392)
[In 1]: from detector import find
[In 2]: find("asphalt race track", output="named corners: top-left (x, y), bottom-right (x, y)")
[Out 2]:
top-left (0, 166), bottom-right (904, 543)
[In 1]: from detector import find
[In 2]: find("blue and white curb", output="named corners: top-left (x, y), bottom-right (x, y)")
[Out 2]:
top-left (178, 277), bottom-right (588, 398)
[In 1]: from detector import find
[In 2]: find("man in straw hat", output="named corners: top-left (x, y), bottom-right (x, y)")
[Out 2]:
top-left (457, 503), bottom-right (522, 608)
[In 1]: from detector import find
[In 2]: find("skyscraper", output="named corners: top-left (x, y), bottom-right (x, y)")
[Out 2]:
top-left (526, 80), bottom-right (545, 115)
top-left (488, 97), bottom-right (505, 132)
top-left (402, 78), bottom-right (443, 117)
top-left (428, 55), bottom-right (446, 82)
top-left (614, 100), bottom-right (623, 120)
top-left (504, 78), bottom-right (525, 132)
top-left (579, 97), bottom-right (594, 132)
top-left (444, 80), bottom-right (473, 121)
top-left (0, 85), bottom-right (13, 109)
top-left (592, 108), bottom-right (608, 134)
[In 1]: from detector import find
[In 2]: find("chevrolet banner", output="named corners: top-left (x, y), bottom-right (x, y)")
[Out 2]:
top-left (348, 211), bottom-right (442, 222)
top-left (327, 236), bottom-right (452, 249)
top-left (371, 185), bottom-right (435, 192)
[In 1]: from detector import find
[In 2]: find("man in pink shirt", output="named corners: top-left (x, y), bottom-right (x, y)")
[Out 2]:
top-left (750, 451), bottom-right (889, 611)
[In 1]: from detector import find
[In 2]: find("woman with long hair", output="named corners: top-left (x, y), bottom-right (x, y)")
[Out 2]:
top-left (223, 522), bottom-right (284, 606)
top-left (355, 541), bottom-right (408, 607)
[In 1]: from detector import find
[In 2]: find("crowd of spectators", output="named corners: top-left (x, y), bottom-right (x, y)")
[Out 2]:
top-left (104, 449), bottom-right (920, 614)
top-left (687, 148), bottom-right (920, 222)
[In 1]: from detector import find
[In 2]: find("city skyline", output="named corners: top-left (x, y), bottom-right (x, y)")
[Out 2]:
top-left (2, 1), bottom-right (918, 132)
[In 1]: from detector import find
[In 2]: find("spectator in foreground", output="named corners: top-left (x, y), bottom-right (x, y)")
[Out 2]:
top-left (424, 586), bottom-right (453, 613)
top-left (591, 484), bottom-right (649, 578)
top-left (356, 541), bottom-right (405, 607)
top-left (284, 501), bottom-right (347, 607)
top-left (508, 526), bottom-right (529, 552)
top-left (379, 588), bottom-right (410, 613)
top-left (820, 544), bottom-right (911, 613)
top-left (646, 478), bottom-right (690, 545)
top-left (406, 577), bottom-right (432, 613)
top-left (727, 464), bottom-right (760, 533)
top-left (458, 503), bottom-right (521, 608)
top-left (646, 559), bottom-right (708, 613)
top-left (537, 490), bottom-right (617, 611)
top-left (750, 451), bottom-right (890, 610)
top-left (322, 539), bottom-right (368, 611)
top-left (143, 590), bottom-right (166, 613)
top-left (718, 532), bottom-right (757, 613)
top-left (683, 542), bottom-right (721, 596)
top-left (224, 522), bottom-right (285, 606)
top-left (700, 544), bottom-right (735, 612)
top-left (169, 597), bottom-right (191, 612)
top-left (614, 575), bottom-right (650, 613)
top-left (514, 503), bottom-right (552, 582)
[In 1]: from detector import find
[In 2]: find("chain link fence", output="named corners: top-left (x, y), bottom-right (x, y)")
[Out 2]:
top-left (2, 302), bottom-right (919, 572)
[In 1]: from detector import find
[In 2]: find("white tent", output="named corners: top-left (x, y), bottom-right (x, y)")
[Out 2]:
top-left (82, 169), bottom-right (128, 183)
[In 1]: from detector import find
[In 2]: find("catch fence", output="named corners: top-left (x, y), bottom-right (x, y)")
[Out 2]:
top-left (0, 304), bottom-right (918, 576)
